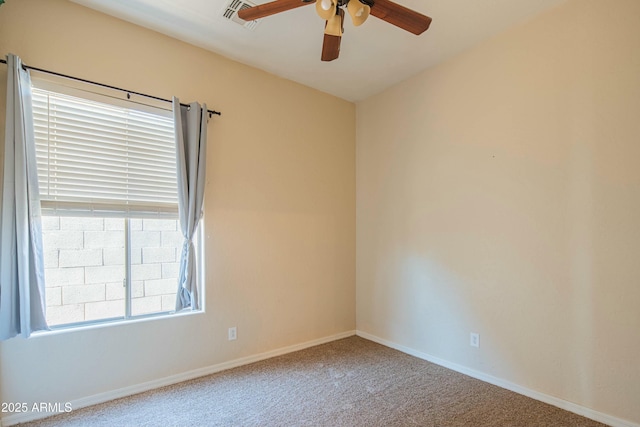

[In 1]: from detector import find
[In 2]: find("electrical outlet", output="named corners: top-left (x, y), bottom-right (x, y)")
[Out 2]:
top-left (470, 332), bottom-right (480, 348)
top-left (228, 327), bottom-right (237, 341)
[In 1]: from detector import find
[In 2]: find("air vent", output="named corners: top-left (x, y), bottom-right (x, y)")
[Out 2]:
top-left (222, 0), bottom-right (260, 30)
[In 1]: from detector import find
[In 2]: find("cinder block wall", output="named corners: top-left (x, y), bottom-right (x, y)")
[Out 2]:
top-left (42, 217), bottom-right (183, 324)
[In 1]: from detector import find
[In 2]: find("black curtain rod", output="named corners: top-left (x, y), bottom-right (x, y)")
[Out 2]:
top-left (0, 58), bottom-right (221, 117)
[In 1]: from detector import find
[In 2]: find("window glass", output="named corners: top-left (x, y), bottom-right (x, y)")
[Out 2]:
top-left (131, 219), bottom-right (181, 317)
top-left (43, 217), bottom-right (126, 326)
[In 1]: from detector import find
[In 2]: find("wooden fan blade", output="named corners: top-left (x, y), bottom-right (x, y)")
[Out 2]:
top-left (321, 9), bottom-right (344, 62)
top-left (370, 0), bottom-right (432, 35)
top-left (237, 0), bottom-right (314, 21)
top-left (321, 34), bottom-right (341, 61)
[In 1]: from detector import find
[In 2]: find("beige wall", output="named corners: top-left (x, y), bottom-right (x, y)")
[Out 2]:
top-left (357, 0), bottom-right (640, 424)
top-left (0, 0), bottom-right (355, 411)
top-left (2, 0), bottom-right (639, 424)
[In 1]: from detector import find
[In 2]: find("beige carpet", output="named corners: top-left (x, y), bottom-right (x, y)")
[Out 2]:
top-left (20, 336), bottom-right (607, 427)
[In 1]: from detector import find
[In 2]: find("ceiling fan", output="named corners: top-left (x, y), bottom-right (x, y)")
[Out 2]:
top-left (237, 0), bottom-right (432, 62)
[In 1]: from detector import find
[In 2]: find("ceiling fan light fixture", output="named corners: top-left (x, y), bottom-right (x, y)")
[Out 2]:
top-left (324, 8), bottom-right (343, 37)
top-left (315, 0), bottom-right (336, 20)
top-left (347, 0), bottom-right (370, 26)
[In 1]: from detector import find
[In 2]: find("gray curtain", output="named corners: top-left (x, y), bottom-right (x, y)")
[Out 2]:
top-left (0, 54), bottom-right (48, 340)
top-left (173, 98), bottom-right (207, 311)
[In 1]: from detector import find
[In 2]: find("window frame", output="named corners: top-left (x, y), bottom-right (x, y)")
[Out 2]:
top-left (31, 77), bottom-right (204, 331)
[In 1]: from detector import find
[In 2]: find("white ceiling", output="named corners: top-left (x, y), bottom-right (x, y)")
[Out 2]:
top-left (70, 0), bottom-right (566, 102)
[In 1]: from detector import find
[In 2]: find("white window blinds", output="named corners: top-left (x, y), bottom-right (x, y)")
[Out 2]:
top-left (32, 87), bottom-right (178, 218)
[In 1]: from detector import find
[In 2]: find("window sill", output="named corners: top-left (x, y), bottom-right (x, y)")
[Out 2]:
top-left (32, 309), bottom-right (205, 338)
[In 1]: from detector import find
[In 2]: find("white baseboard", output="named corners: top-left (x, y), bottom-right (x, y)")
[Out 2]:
top-left (1, 330), bottom-right (356, 426)
top-left (356, 330), bottom-right (638, 427)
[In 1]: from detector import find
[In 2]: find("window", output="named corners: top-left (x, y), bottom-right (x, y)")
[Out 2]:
top-left (32, 84), bottom-right (199, 328)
